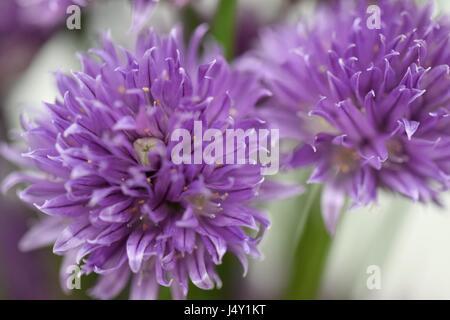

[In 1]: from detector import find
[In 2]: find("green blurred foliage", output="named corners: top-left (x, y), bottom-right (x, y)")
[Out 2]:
top-left (211, 0), bottom-right (237, 60)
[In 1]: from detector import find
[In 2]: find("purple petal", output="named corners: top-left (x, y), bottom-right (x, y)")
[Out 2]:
top-left (89, 265), bottom-right (130, 300)
top-left (127, 229), bottom-right (156, 273)
top-left (54, 219), bottom-right (97, 254)
top-left (130, 268), bottom-right (159, 300)
top-left (321, 184), bottom-right (345, 234)
top-left (19, 217), bottom-right (66, 252)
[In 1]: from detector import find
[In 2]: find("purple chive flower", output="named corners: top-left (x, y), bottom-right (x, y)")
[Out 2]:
top-left (3, 25), bottom-right (299, 300)
top-left (246, 0), bottom-right (450, 232)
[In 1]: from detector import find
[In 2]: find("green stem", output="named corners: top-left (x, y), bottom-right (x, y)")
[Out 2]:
top-left (286, 185), bottom-right (332, 299)
top-left (211, 0), bottom-right (237, 61)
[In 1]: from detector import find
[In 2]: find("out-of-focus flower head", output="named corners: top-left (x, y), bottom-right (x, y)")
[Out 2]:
top-left (0, 195), bottom-right (57, 299)
top-left (13, 0), bottom-right (88, 28)
top-left (247, 0), bottom-right (450, 232)
top-left (3, 25), bottom-right (299, 299)
top-left (0, 145), bottom-right (55, 299)
top-left (0, 0), bottom-right (88, 95)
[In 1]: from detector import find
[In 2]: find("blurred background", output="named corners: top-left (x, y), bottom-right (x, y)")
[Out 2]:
top-left (2, 0), bottom-right (450, 300)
